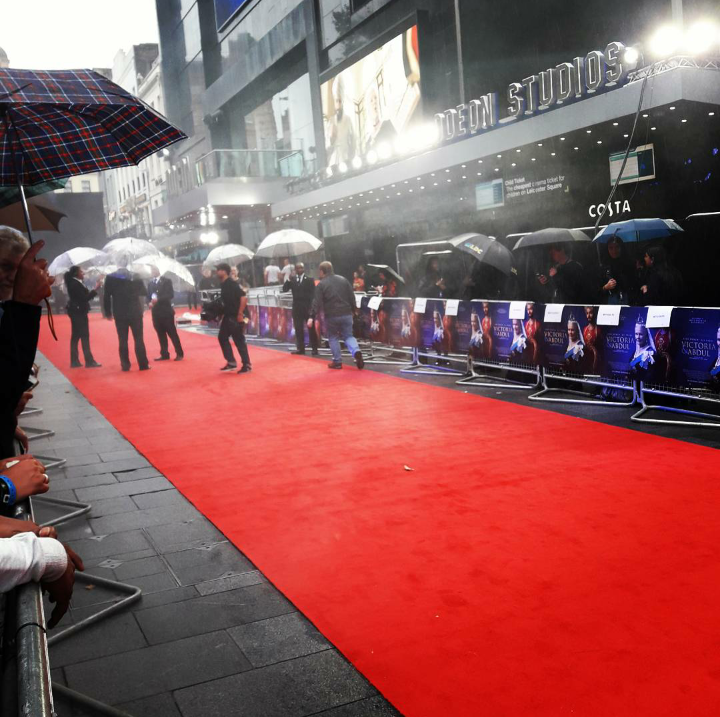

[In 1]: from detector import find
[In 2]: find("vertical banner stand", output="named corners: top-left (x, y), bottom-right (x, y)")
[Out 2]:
top-left (529, 373), bottom-right (637, 406)
top-left (631, 382), bottom-right (720, 428)
top-left (456, 354), bottom-right (541, 390)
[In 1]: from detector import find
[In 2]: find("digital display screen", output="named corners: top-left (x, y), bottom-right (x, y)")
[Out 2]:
top-left (321, 26), bottom-right (421, 166)
top-left (476, 179), bottom-right (505, 211)
top-left (215, 0), bottom-right (252, 30)
top-left (609, 143), bottom-right (656, 185)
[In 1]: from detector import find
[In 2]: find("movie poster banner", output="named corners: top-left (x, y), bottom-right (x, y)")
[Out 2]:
top-left (543, 305), bottom-right (603, 376)
top-left (259, 306), bottom-right (270, 338)
top-left (599, 307), bottom-right (654, 383)
top-left (276, 308), bottom-right (295, 343)
top-left (247, 304), bottom-right (258, 335)
top-left (468, 301), bottom-right (530, 364)
top-left (669, 308), bottom-right (720, 391)
top-left (383, 298), bottom-right (415, 348)
top-left (444, 300), bottom-right (474, 354)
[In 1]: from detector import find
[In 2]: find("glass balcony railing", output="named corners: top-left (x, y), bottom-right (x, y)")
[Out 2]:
top-left (196, 149), bottom-right (306, 184)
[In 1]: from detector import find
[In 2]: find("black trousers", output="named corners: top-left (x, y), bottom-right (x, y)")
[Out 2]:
top-left (114, 315), bottom-right (149, 370)
top-left (152, 310), bottom-right (184, 358)
top-left (69, 312), bottom-right (95, 365)
top-left (293, 308), bottom-right (318, 353)
top-left (187, 291), bottom-right (198, 310)
top-left (218, 316), bottom-right (250, 367)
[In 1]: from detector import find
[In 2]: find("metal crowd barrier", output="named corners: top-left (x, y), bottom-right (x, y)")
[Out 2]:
top-left (632, 382), bottom-right (720, 428)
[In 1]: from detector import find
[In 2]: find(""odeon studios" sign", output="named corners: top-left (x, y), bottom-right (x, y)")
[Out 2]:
top-left (435, 42), bottom-right (632, 142)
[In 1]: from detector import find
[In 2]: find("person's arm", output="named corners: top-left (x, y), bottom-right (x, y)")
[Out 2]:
top-left (344, 279), bottom-right (356, 312)
top-left (0, 532), bottom-right (67, 594)
top-left (282, 279), bottom-right (292, 293)
top-left (237, 291), bottom-right (248, 322)
top-left (308, 284), bottom-right (321, 326)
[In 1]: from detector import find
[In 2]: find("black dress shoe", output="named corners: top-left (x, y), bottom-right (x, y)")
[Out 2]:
top-left (328, 361), bottom-right (343, 369)
top-left (354, 351), bottom-right (365, 370)
top-left (175, 355), bottom-right (184, 361)
top-left (154, 356), bottom-right (170, 362)
top-left (139, 365), bottom-right (152, 371)
top-left (121, 366), bottom-right (131, 372)
top-left (237, 365), bottom-right (252, 374)
top-left (311, 350), bottom-right (320, 356)
top-left (290, 350), bottom-right (305, 355)
top-left (70, 362), bottom-right (82, 368)
top-left (85, 362), bottom-right (102, 368)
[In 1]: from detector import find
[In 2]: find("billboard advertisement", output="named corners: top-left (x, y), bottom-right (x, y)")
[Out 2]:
top-left (322, 26), bottom-right (421, 166)
top-left (214, 0), bottom-right (251, 30)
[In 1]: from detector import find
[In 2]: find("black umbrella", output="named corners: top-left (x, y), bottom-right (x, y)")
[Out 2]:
top-left (513, 228), bottom-right (591, 250)
top-left (447, 233), bottom-right (516, 276)
top-left (367, 264), bottom-right (405, 283)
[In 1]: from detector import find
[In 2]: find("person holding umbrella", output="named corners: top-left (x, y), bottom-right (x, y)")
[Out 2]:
top-left (537, 244), bottom-right (586, 303)
top-left (64, 266), bottom-right (101, 368)
top-left (147, 266), bottom-right (184, 362)
top-left (103, 255), bottom-right (150, 372)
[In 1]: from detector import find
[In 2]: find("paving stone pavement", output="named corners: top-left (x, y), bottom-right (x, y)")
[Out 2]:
top-left (26, 357), bottom-right (402, 717)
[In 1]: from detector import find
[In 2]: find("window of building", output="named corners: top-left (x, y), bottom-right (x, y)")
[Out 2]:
top-left (142, 173), bottom-right (146, 187)
top-left (132, 179), bottom-right (136, 193)
top-left (64, 183), bottom-right (73, 192)
top-left (118, 191), bottom-right (122, 203)
top-left (81, 180), bottom-right (92, 192)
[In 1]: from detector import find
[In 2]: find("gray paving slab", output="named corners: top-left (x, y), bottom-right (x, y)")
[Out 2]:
top-left (173, 650), bottom-right (377, 717)
top-left (32, 357), bottom-right (401, 716)
top-left (64, 631), bottom-right (252, 705)
top-left (135, 583), bottom-right (295, 645)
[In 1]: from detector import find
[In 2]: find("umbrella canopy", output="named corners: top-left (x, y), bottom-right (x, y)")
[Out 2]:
top-left (447, 233), bottom-right (516, 276)
top-left (513, 228), bottom-right (591, 250)
top-left (255, 229), bottom-right (322, 258)
top-left (48, 247), bottom-right (107, 276)
top-left (0, 179), bottom-right (66, 209)
top-left (366, 264), bottom-right (405, 283)
top-left (593, 218), bottom-right (684, 243)
top-left (203, 244), bottom-right (255, 267)
top-left (0, 68), bottom-right (186, 188)
top-left (0, 201), bottom-right (65, 232)
top-left (132, 254), bottom-right (195, 289)
top-left (102, 238), bottom-right (159, 263)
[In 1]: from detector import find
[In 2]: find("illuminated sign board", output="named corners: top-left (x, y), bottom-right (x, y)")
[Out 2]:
top-left (215, 0), bottom-right (252, 31)
top-left (435, 42), bottom-right (631, 143)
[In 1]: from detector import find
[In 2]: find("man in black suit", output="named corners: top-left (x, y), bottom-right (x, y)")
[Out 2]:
top-left (103, 256), bottom-right (150, 372)
top-left (283, 262), bottom-right (318, 355)
top-left (147, 267), bottom-right (184, 362)
top-left (65, 266), bottom-right (102, 368)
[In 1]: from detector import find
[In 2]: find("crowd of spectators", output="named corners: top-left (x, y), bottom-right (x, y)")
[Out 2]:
top-left (0, 226), bottom-right (83, 628)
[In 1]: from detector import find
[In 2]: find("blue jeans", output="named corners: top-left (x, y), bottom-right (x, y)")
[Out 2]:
top-left (325, 314), bottom-right (360, 363)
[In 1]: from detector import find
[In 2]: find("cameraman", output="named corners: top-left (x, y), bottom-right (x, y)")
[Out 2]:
top-left (216, 264), bottom-right (252, 374)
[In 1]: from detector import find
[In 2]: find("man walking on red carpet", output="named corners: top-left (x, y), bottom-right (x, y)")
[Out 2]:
top-left (216, 263), bottom-right (252, 374)
top-left (309, 261), bottom-right (363, 370)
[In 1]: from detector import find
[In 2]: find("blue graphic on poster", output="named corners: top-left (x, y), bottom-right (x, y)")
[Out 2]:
top-left (671, 308), bottom-right (720, 390)
top-left (259, 306), bottom-right (270, 337)
top-left (417, 300), bottom-right (447, 354)
top-left (384, 299), bottom-right (414, 348)
top-left (600, 307), bottom-right (654, 383)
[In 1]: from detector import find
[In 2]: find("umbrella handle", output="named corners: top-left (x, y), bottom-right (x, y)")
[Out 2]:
top-left (4, 111), bottom-right (58, 340)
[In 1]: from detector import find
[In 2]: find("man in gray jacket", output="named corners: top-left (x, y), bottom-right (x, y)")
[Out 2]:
top-left (308, 261), bottom-right (364, 370)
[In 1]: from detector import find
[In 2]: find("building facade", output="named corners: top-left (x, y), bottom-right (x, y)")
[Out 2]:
top-left (102, 45), bottom-right (170, 240)
top-left (153, 0), bottom-right (720, 282)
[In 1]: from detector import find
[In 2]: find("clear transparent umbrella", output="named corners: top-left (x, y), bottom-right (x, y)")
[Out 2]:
top-left (132, 254), bottom-right (195, 290)
top-left (48, 247), bottom-right (108, 277)
top-left (203, 244), bottom-right (255, 267)
top-left (102, 238), bottom-right (160, 262)
top-left (255, 229), bottom-right (322, 258)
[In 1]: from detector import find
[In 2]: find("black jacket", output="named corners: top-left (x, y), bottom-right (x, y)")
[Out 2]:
top-left (104, 271), bottom-right (146, 320)
top-left (66, 277), bottom-right (97, 316)
top-left (220, 278), bottom-right (245, 319)
top-left (283, 274), bottom-right (316, 313)
top-left (148, 276), bottom-right (175, 317)
top-left (0, 302), bottom-right (41, 458)
top-left (312, 274), bottom-right (355, 318)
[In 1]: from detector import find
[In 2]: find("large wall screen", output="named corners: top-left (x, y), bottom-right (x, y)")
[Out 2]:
top-left (322, 26), bottom-right (421, 166)
top-left (215, 0), bottom-right (252, 31)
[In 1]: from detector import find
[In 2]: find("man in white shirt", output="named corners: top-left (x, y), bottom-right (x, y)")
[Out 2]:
top-left (264, 261), bottom-right (282, 286)
top-left (280, 258), bottom-right (294, 284)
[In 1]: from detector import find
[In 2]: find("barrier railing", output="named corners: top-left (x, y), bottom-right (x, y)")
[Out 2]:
top-left (528, 303), bottom-right (637, 406)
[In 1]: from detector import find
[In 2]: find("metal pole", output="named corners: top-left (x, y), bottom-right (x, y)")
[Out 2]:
top-left (671, 0), bottom-right (684, 27)
top-left (453, 0), bottom-right (466, 106)
top-left (13, 500), bottom-right (54, 717)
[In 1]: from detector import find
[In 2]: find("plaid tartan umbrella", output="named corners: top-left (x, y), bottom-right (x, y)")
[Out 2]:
top-left (0, 68), bottom-right (186, 189)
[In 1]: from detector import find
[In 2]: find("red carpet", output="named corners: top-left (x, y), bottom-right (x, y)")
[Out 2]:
top-left (39, 313), bottom-right (720, 716)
